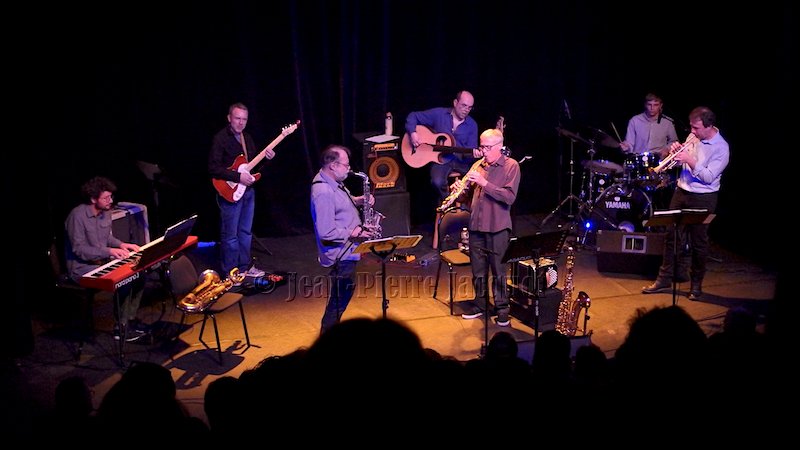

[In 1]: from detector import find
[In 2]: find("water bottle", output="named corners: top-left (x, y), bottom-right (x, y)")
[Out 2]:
top-left (459, 227), bottom-right (469, 252)
top-left (385, 112), bottom-right (393, 136)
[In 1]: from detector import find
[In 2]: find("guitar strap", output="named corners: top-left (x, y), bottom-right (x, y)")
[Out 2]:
top-left (239, 133), bottom-right (249, 160)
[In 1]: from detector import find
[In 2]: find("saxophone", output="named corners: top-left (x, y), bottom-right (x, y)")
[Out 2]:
top-left (351, 171), bottom-right (385, 238)
top-left (555, 247), bottom-right (591, 337)
top-left (437, 158), bottom-right (486, 212)
top-left (177, 267), bottom-right (245, 313)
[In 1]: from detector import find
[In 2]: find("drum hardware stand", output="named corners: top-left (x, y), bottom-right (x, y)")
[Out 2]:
top-left (543, 132), bottom-right (592, 229)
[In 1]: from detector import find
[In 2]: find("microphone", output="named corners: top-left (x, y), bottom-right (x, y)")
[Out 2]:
top-left (563, 99), bottom-right (571, 120)
top-left (657, 113), bottom-right (662, 124)
top-left (519, 155), bottom-right (533, 164)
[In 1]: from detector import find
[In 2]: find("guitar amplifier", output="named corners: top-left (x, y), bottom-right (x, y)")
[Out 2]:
top-left (508, 257), bottom-right (558, 296)
top-left (354, 132), bottom-right (406, 193)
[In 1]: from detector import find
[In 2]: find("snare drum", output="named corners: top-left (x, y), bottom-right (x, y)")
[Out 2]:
top-left (624, 152), bottom-right (669, 190)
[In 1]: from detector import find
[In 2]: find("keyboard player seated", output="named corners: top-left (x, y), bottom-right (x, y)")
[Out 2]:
top-left (65, 176), bottom-right (149, 342)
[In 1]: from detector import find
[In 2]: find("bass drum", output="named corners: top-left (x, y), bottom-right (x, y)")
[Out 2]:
top-left (590, 184), bottom-right (652, 232)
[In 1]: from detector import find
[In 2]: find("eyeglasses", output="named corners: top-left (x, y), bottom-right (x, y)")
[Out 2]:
top-left (98, 194), bottom-right (114, 201)
top-left (335, 161), bottom-right (351, 169)
top-left (478, 143), bottom-right (499, 151)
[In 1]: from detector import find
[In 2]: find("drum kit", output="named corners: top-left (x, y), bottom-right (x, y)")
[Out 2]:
top-left (544, 125), bottom-right (672, 235)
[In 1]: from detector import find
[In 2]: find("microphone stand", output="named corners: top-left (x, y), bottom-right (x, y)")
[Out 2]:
top-left (471, 244), bottom-right (498, 359)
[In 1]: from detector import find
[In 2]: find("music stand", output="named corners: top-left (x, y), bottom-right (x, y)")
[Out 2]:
top-left (502, 230), bottom-right (567, 337)
top-left (644, 209), bottom-right (715, 305)
top-left (354, 235), bottom-right (422, 318)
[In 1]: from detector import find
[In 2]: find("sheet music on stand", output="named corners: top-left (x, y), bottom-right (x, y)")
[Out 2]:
top-left (354, 234), bottom-right (423, 319)
top-left (353, 235), bottom-right (423, 254)
top-left (643, 208), bottom-right (715, 306)
top-left (644, 209), bottom-right (716, 228)
top-left (502, 230), bottom-right (568, 263)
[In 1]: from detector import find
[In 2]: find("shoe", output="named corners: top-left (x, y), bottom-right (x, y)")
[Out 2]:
top-left (495, 317), bottom-right (510, 327)
top-left (245, 266), bottom-right (266, 277)
top-left (461, 311), bottom-right (483, 320)
top-left (113, 326), bottom-right (148, 342)
top-left (642, 280), bottom-right (672, 294)
top-left (688, 284), bottom-right (702, 301)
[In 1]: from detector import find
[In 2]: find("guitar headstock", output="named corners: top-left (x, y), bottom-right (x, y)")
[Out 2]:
top-left (496, 116), bottom-right (511, 156)
top-left (282, 120), bottom-right (301, 136)
top-left (496, 116), bottom-right (505, 135)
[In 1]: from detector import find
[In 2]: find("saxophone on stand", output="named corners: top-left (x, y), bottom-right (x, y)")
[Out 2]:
top-left (351, 171), bottom-right (385, 238)
top-left (555, 247), bottom-right (592, 337)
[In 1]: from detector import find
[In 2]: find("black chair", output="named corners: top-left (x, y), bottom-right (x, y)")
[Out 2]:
top-left (166, 255), bottom-right (251, 364)
top-left (433, 207), bottom-right (472, 315)
top-left (46, 238), bottom-right (96, 359)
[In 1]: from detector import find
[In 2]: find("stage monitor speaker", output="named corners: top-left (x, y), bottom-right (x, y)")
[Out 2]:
top-left (374, 191), bottom-right (410, 237)
top-left (595, 230), bottom-right (665, 276)
top-left (509, 287), bottom-right (562, 331)
top-left (358, 137), bottom-right (406, 193)
top-left (112, 202), bottom-right (150, 245)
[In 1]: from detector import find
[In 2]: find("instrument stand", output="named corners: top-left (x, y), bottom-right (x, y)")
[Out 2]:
top-left (252, 234), bottom-right (273, 256)
top-left (644, 209), bottom-right (715, 305)
top-left (355, 235), bottom-right (422, 318)
top-left (543, 138), bottom-right (581, 226)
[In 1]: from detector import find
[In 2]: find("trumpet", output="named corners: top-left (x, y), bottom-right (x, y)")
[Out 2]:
top-left (650, 133), bottom-right (699, 174)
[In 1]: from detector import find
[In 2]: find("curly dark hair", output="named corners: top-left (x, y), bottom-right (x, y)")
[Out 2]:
top-left (81, 176), bottom-right (116, 202)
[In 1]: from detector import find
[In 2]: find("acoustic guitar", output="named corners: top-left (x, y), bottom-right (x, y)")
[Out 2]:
top-left (212, 120), bottom-right (300, 202)
top-left (400, 126), bottom-right (473, 168)
top-left (401, 117), bottom-right (508, 168)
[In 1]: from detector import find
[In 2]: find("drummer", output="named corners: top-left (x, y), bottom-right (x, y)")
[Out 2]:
top-left (619, 92), bottom-right (678, 156)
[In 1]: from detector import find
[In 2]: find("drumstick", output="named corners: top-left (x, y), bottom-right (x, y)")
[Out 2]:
top-left (610, 121), bottom-right (622, 142)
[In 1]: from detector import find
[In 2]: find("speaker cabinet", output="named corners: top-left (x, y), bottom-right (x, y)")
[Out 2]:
top-left (374, 192), bottom-right (410, 237)
top-left (509, 287), bottom-right (562, 331)
top-left (112, 202), bottom-right (150, 245)
top-left (361, 140), bottom-right (406, 193)
top-left (595, 230), bottom-right (665, 276)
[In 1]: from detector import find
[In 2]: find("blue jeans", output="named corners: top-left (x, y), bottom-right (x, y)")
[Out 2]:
top-left (217, 187), bottom-right (255, 274)
top-left (320, 260), bottom-right (357, 334)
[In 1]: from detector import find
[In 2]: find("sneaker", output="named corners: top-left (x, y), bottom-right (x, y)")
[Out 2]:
top-left (642, 280), bottom-right (672, 294)
top-left (461, 311), bottom-right (483, 320)
top-left (113, 326), bottom-right (148, 343)
top-left (245, 266), bottom-right (266, 277)
top-left (495, 317), bottom-right (510, 327)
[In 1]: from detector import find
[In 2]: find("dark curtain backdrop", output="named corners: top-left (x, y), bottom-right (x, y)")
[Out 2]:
top-left (38, 0), bottom-right (793, 267)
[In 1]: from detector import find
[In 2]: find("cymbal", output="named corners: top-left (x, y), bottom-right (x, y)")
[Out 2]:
top-left (556, 127), bottom-right (590, 145)
top-left (586, 127), bottom-right (620, 148)
top-left (582, 159), bottom-right (624, 174)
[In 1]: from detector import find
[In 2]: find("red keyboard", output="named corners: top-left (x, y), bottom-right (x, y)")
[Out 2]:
top-left (79, 236), bottom-right (198, 291)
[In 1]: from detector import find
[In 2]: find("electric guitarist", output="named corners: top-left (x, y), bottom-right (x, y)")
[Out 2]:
top-left (208, 102), bottom-right (298, 278)
top-left (403, 90), bottom-right (480, 201)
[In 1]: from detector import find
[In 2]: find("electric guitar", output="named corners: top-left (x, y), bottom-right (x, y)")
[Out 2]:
top-left (212, 120), bottom-right (300, 202)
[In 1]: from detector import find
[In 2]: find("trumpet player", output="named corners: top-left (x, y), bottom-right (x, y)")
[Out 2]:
top-left (311, 145), bottom-right (376, 334)
top-left (642, 107), bottom-right (730, 301)
top-left (456, 128), bottom-right (521, 326)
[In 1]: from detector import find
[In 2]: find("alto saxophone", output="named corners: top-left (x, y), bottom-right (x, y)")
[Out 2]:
top-left (555, 247), bottom-right (591, 337)
top-left (437, 158), bottom-right (486, 212)
top-left (351, 171), bottom-right (385, 238)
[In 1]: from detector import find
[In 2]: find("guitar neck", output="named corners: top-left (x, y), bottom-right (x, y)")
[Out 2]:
top-left (246, 134), bottom-right (287, 171)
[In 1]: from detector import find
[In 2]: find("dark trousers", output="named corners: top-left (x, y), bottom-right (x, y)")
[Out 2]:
top-left (320, 260), bottom-right (357, 334)
top-left (657, 188), bottom-right (718, 286)
top-left (469, 229), bottom-right (511, 312)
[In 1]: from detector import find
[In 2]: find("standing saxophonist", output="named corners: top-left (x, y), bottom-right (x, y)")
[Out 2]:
top-left (311, 145), bottom-right (377, 334)
top-left (456, 128), bottom-right (521, 326)
top-left (642, 107), bottom-right (729, 301)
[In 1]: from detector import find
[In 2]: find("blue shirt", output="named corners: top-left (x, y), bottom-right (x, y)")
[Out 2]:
top-left (310, 170), bottom-right (362, 267)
